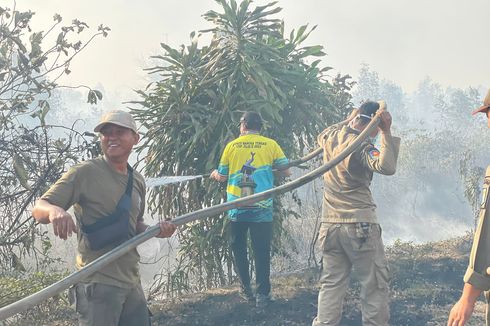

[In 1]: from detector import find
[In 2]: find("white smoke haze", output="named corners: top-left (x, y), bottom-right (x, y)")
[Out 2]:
top-left (352, 66), bottom-right (489, 244)
top-left (23, 62), bottom-right (488, 295)
top-left (16, 0), bottom-right (489, 95)
top-left (281, 66), bottom-right (489, 263)
top-left (9, 0), bottom-right (490, 303)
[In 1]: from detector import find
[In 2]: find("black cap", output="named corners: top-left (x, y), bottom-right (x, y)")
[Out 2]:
top-left (238, 111), bottom-right (263, 131)
top-left (359, 101), bottom-right (380, 117)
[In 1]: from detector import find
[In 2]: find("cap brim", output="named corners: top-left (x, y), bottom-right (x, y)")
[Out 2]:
top-left (471, 105), bottom-right (490, 116)
top-left (94, 121), bottom-right (135, 132)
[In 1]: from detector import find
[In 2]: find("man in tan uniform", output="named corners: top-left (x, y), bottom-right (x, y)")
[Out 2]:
top-left (448, 88), bottom-right (490, 326)
top-left (312, 101), bottom-right (401, 326)
top-left (32, 110), bottom-right (177, 326)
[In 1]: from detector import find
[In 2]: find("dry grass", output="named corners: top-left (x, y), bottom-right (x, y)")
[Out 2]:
top-left (2, 234), bottom-right (485, 325)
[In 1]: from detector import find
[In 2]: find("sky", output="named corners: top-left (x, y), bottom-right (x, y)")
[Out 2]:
top-left (14, 0), bottom-right (490, 105)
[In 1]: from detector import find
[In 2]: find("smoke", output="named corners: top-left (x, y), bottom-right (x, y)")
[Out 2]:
top-left (350, 66), bottom-right (489, 243)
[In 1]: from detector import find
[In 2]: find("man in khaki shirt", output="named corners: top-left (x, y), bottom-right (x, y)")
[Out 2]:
top-left (32, 110), bottom-right (176, 326)
top-left (312, 101), bottom-right (401, 326)
top-left (448, 88), bottom-right (490, 326)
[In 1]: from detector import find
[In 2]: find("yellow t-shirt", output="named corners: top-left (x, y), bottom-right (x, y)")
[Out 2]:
top-left (41, 156), bottom-right (145, 288)
top-left (217, 133), bottom-right (288, 222)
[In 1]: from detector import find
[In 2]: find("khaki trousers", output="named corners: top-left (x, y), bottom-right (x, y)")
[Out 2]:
top-left (69, 282), bottom-right (150, 326)
top-left (230, 221), bottom-right (272, 297)
top-left (485, 291), bottom-right (490, 326)
top-left (312, 223), bottom-right (390, 326)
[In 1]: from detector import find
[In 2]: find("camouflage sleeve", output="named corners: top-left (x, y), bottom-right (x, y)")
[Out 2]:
top-left (360, 133), bottom-right (401, 175)
top-left (464, 167), bottom-right (490, 290)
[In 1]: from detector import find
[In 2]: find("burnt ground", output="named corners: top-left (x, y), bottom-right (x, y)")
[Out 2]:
top-left (150, 270), bottom-right (320, 326)
top-left (148, 269), bottom-right (484, 326)
top-left (8, 235), bottom-right (488, 326)
top-left (149, 235), bottom-right (486, 326)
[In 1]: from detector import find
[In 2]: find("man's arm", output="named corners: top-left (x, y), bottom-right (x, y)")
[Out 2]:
top-left (210, 169), bottom-right (228, 182)
top-left (136, 219), bottom-right (177, 238)
top-left (274, 167), bottom-right (292, 178)
top-left (31, 199), bottom-right (77, 240)
top-left (463, 167), bottom-right (490, 290)
top-left (448, 167), bottom-right (490, 325)
top-left (360, 111), bottom-right (401, 175)
top-left (447, 283), bottom-right (482, 326)
top-left (211, 143), bottom-right (230, 182)
top-left (135, 182), bottom-right (176, 238)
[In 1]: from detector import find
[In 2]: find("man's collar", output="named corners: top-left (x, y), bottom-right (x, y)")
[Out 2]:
top-left (343, 125), bottom-right (360, 135)
top-left (240, 130), bottom-right (260, 136)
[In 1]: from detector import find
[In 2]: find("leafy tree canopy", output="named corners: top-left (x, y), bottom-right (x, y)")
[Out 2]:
top-left (133, 0), bottom-right (353, 293)
top-left (0, 4), bottom-right (109, 270)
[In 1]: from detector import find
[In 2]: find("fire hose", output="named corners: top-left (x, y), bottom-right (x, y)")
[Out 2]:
top-left (0, 111), bottom-right (382, 320)
top-left (145, 145), bottom-right (322, 188)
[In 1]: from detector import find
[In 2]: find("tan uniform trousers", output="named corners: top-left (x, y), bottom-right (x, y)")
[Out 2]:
top-left (486, 291), bottom-right (490, 326)
top-left (69, 282), bottom-right (150, 326)
top-left (312, 223), bottom-right (390, 326)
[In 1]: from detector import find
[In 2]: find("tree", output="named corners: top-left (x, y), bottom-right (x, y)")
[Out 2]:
top-left (358, 74), bottom-right (489, 242)
top-left (353, 64), bottom-right (407, 126)
top-left (353, 63), bottom-right (380, 104)
top-left (132, 0), bottom-right (353, 294)
top-left (0, 4), bottom-right (109, 271)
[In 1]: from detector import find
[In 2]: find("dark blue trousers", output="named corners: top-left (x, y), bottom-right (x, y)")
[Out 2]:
top-left (230, 220), bottom-right (272, 296)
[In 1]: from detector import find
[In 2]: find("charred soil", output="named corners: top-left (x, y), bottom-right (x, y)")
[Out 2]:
top-left (7, 234), bottom-right (486, 326)
top-left (149, 234), bottom-right (485, 326)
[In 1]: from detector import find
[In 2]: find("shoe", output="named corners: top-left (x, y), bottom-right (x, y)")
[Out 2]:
top-left (255, 293), bottom-right (272, 308)
top-left (239, 288), bottom-right (255, 304)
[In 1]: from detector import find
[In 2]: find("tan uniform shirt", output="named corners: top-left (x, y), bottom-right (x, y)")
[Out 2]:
top-left (42, 156), bottom-right (146, 288)
top-left (318, 123), bottom-right (401, 223)
top-left (464, 166), bottom-right (490, 290)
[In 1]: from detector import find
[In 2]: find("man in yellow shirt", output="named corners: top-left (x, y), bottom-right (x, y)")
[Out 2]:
top-left (210, 111), bottom-right (291, 308)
